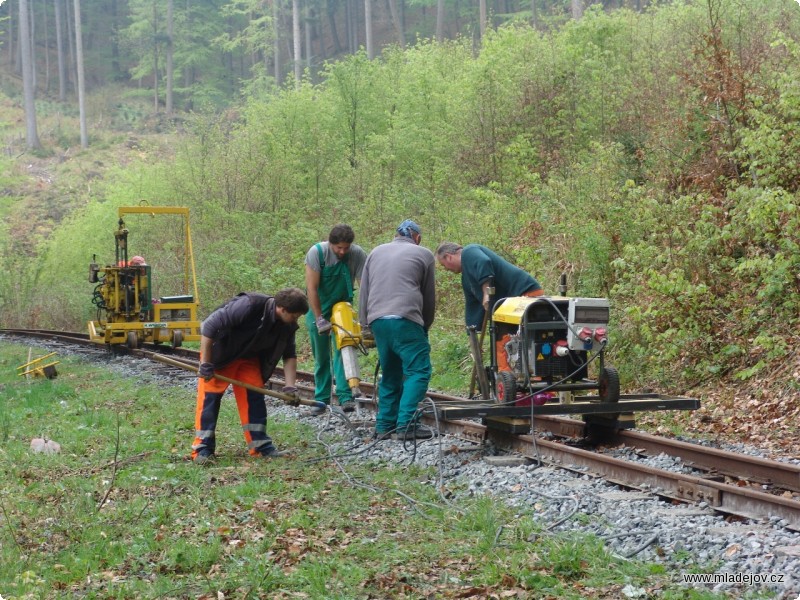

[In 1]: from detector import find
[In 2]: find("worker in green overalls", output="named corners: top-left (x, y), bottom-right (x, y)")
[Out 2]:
top-left (304, 224), bottom-right (368, 415)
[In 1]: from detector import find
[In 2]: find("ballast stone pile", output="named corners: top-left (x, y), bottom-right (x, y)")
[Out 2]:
top-left (296, 405), bottom-right (800, 600)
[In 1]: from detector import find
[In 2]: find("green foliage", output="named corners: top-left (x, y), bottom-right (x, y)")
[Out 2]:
top-left (5, 0), bottom-right (800, 398)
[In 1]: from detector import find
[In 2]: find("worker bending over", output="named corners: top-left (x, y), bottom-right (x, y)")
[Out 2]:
top-left (192, 288), bottom-right (309, 464)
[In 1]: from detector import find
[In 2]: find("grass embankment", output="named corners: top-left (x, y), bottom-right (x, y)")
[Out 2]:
top-left (0, 341), bottom-right (724, 599)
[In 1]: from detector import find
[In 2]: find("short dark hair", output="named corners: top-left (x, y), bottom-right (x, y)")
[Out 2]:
top-left (275, 287), bottom-right (309, 314)
top-left (329, 224), bottom-right (355, 245)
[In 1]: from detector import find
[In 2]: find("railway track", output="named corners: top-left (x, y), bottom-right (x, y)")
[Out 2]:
top-left (3, 327), bottom-right (799, 530)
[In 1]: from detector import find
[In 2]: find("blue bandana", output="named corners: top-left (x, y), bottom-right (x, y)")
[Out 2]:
top-left (396, 219), bottom-right (421, 238)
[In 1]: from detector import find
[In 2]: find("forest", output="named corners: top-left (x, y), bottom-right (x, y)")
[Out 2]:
top-left (1, 0), bottom-right (799, 447)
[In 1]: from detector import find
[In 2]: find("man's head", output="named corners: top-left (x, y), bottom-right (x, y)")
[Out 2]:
top-left (274, 287), bottom-right (309, 324)
top-left (396, 219), bottom-right (422, 245)
top-left (129, 256), bottom-right (146, 266)
top-left (435, 242), bottom-right (463, 273)
top-left (328, 224), bottom-right (355, 259)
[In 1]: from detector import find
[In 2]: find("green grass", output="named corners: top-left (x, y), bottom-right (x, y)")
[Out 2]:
top-left (0, 341), bottom-right (735, 599)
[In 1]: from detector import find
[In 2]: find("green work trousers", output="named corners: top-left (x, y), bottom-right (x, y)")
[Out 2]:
top-left (306, 311), bottom-right (352, 405)
top-left (371, 318), bottom-right (431, 433)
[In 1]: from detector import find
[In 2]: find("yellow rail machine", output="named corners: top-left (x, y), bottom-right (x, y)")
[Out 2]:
top-left (88, 206), bottom-right (201, 349)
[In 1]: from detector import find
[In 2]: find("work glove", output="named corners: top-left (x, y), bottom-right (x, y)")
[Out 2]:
top-left (281, 386), bottom-right (300, 406)
top-left (361, 329), bottom-right (375, 348)
top-left (198, 362), bottom-right (215, 381)
top-left (316, 315), bottom-right (332, 334)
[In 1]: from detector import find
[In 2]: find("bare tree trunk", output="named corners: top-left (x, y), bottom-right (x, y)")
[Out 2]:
top-left (304, 5), bottom-right (312, 72)
top-left (272, 0), bottom-right (281, 84)
top-left (20, 0), bottom-right (42, 149)
top-left (66, 0), bottom-right (76, 93)
top-left (29, 0), bottom-right (37, 90)
top-left (344, 0), bottom-right (352, 53)
top-left (436, 0), bottom-right (444, 42)
top-left (571, 0), bottom-right (583, 20)
top-left (479, 0), bottom-right (486, 38)
top-left (387, 0), bottom-right (404, 48)
top-left (8, 2), bottom-right (15, 70)
top-left (364, 0), bottom-right (373, 58)
top-left (73, 0), bottom-right (87, 147)
top-left (43, 0), bottom-right (51, 93)
top-left (55, 0), bottom-right (67, 100)
top-left (326, 0), bottom-right (342, 54)
top-left (166, 0), bottom-right (174, 115)
top-left (293, 0), bottom-right (301, 87)
top-left (531, 0), bottom-right (537, 28)
top-left (153, 2), bottom-right (159, 112)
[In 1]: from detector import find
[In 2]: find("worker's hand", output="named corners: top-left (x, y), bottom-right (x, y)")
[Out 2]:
top-left (316, 315), bottom-right (332, 334)
top-left (482, 294), bottom-right (490, 311)
top-left (198, 362), bottom-right (215, 381)
top-left (281, 386), bottom-right (300, 406)
top-left (361, 329), bottom-right (375, 348)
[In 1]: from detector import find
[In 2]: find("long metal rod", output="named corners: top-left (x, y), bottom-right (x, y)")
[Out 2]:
top-left (147, 352), bottom-right (324, 409)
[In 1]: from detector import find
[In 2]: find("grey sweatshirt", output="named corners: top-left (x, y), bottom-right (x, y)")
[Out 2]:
top-left (359, 236), bottom-right (436, 330)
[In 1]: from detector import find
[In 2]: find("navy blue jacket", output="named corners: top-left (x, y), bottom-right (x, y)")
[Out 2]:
top-left (201, 293), bottom-right (298, 382)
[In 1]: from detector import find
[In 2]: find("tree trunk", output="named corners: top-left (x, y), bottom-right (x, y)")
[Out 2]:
top-left (293, 0), bottom-right (301, 87)
top-left (54, 0), bottom-right (67, 100)
top-left (43, 0), bottom-right (51, 94)
top-left (272, 0), bottom-right (281, 84)
top-left (478, 0), bottom-right (486, 39)
top-left (304, 5), bottom-right (312, 72)
top-left (326, 0), bottom-right (342, 55)
top-left (166, 0), bottom-right (174, 115)
top-left (20, 0), bottom-right (42, 149)
top-left (364, 0), bottom-right (373, 58)
top-left (29, 0), bottom-right (37, 90)
top-left (387, 0), bottom-right (404, 48)
top-left (530, 0), bottom-right (537, 28)
top-left (153, 2), bottom-right (159, 112)
top-left (571, 0), bottom-right (583, 20)
top-left (436, 0), bottom-right (444, 42)
top-left (73, 0), bottom-right (87, 147)
top-left (66, 0), bottom-right (76, 94)
top-left (8, 1), bottom-right (15, 70)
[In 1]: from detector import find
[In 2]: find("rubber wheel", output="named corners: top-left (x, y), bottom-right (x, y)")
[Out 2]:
top-left (495, 371), bottom-right (517, 404)
top-left (126, 331), bottom-right (139, 350)
top-left (598, 366), bottom-right (620, 403)
top-left (172, 330), bottom-right (183, 348)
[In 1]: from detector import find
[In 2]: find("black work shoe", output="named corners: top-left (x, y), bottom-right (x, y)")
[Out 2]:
top-left (399, 425), bottom-right (435, 441)
top-left (307, 404), bottom-right (327, 416)
top-left (371, 429), bottom-right (394, 441)
top-left (258, 447), bottom-right (289, 458)
top-left (193, 451), bottom-right (215, 465)
top-left (340, 400), bottom-right (356, 413)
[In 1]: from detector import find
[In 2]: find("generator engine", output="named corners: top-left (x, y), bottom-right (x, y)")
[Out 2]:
top-left (490, 296), bottom-right (618, 405)
top-left (89, 219), bottom-right (153, 327)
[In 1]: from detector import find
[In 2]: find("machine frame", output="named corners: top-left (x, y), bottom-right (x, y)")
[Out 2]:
top-left (88, 206), bottom-right (201, 349)
top-left (488, 295), bottom-right (619, 406)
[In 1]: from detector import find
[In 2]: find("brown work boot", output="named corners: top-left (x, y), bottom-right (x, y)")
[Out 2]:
top-left (258, 447), bottom-right (289, 458)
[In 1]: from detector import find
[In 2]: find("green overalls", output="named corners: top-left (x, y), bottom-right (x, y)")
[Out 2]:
top-left (305, 243), bottom-right (354, 405)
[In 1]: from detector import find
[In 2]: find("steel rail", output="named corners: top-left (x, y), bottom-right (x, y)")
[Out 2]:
top-left (3, 327), bottom-right (799, 529)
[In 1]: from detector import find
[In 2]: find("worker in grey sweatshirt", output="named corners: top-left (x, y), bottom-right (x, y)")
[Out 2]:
top-left (359, 220), bottom-right (436, 440)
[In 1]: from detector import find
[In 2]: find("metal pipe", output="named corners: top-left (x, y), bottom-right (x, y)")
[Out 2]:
top-left (148, 352), bottom-right (325, 409)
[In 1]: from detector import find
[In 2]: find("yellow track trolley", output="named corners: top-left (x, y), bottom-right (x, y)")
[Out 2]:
top-left (88, 206), bottom-right (201, 349)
